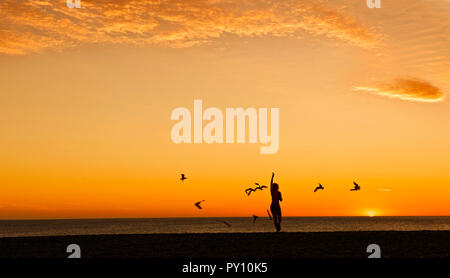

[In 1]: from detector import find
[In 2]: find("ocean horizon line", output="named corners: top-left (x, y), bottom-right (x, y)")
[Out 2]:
top-left (1, 215), bottom-right (449, 221)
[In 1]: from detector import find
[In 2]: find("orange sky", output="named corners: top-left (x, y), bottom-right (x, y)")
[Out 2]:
top-left (0, 0), bottom-right (449, 219)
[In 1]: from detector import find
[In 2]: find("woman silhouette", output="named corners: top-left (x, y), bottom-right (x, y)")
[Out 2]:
top-left (270, 172), bottom-right (282, 232)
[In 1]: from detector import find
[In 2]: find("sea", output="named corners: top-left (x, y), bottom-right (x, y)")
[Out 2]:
top-left (0, 217), bottom-right (449, 237)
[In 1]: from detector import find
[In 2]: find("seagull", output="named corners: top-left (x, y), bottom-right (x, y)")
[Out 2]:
top-left (245, 183), bottom-right (267, 195)
top-left (245, 187), bottom-right (256, 196)
top-left (267, 210), bottom-right (272, 220)
top-left (252, 215), bottom-right (259, 223)
top-left (217, 220), bottom-right (231, 227)
top-left (180, 174), bottom-right (187, 181)
top-left (255, 183), bottom-right (268, 191)
top-left (314, 183), bottom-right (324, 192)
top-left (194, 200), bottom-right (205, 209)
top-left (350, 181), bottom-right (361, 191)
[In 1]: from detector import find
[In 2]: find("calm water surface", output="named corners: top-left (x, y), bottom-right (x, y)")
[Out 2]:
top-left (0, 217), bottom-right (449, 237)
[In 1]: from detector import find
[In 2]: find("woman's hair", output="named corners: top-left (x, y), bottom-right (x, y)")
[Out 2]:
top-left (272, 183), bottom-right (279, 190)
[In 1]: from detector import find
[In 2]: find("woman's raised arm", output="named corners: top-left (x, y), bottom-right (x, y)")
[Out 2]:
top-left (271, 172), bottom-right (275, 189)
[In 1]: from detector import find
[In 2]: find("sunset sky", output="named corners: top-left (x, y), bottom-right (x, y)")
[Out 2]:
top-left (1, 0), bottom-right (449, 219)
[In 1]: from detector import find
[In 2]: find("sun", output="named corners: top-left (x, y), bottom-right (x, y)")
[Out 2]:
top-left (365, 210), bottom-right (377, 217)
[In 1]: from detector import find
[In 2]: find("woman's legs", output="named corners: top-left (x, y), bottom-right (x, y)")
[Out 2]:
top-left (270, 205), bottom-right (277, 231)
top-left (276, 208), bottom-right (282, 231)
top-left (271, 205), bottom-right (281, 232)
top-left (273, 214), bottom-right (279, 230)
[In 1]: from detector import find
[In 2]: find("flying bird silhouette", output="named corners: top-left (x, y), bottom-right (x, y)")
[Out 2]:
top-left (180, 174), bottom-right (187, 181)
top-left (252, 215), bottom-right (259, 224)
top-left (245, 187), bottom-right (256, 196)
top-left (245, 183), bottom-right (267, 196)
top-left (194, 200), bottom-right (205, 209)
top-left (254, 183), bottom-right (268, 191)
top-left (217, 220), bottom-right (231, 227)
top-left (350, 181), bottom-right (361, 191)
top-left (314, 183), bottom-right (324, 192)
top-left (267, 210), bottom-right (272, 220)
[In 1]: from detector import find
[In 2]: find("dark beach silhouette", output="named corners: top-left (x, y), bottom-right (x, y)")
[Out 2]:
top-left (270, 172), bottom-right (282, 232)
top-left (1, 231), bottom-right (449, 258)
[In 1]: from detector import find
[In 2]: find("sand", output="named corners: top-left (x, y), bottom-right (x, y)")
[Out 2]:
top-left (0, 231), bottom-right (448, 258)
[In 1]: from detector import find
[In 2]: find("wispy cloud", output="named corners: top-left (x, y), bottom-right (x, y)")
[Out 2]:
top-left (353, 78), bottom-right (445, 102)
top-left (0, 0), bottom-right (381, 55)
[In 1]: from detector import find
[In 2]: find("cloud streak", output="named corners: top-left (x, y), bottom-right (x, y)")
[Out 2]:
top-left (0, 0), bottom-right (381, 55)
top-left (353, 78), bottom-right (445, 102)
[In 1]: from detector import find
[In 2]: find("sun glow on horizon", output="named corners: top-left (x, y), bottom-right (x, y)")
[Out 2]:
top-left (365, 210), bottom-right (378, 217)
